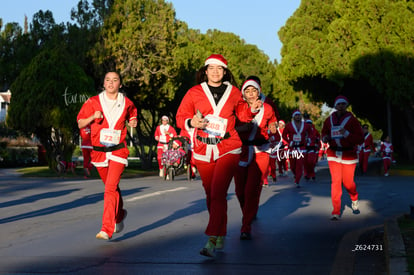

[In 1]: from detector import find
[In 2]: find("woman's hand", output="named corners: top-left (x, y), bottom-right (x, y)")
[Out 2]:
top-left (94, 111), bottom-right (103, 119)
top-left (250, 99), bottom-right (263, 112)
top-left (191, 115), bottom-right (208, 129)
top-left (128, 119), bottom-right (137, 128)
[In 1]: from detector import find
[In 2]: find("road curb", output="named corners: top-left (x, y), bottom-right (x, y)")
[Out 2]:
top-left (384, 216), bottom-right (409, 275)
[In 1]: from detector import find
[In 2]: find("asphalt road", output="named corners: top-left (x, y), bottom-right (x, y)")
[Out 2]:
top-left (1, 160), bottom-right (412, 274)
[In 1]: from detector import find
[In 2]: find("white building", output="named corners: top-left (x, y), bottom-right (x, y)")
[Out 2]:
top-left (0, 90), bottom-right (11, 122)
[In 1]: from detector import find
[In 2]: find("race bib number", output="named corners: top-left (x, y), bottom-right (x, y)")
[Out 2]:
top-left (293, 134), bottom-right (302, 142)
top-left (203, 115), bottom-right (228, 137)
top-left (385, 148), bottom-right (391, 153)
top-left (331, 126), bottom-right (343, 139)
top-left (100, 128), bottom-right (121, 147)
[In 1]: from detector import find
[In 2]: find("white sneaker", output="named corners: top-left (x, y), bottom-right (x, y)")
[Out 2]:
top-left (159, 169), bottom-right (164, 177)
top-left (351, 200), bottom-right (359, 211)
top-left (331, 214), bottom-right (340, 220)
top-left (114, 209), bottom-right (127, 233)
top-left (384, 173), bottom-right (389, 177)
top-left (96, 231), bottom-right (110, 240)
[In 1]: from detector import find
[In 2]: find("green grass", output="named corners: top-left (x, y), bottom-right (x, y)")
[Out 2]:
top-left (17, 159), bottom-right (157, 178)
top-left (398, 214), bottom-right (414, 275)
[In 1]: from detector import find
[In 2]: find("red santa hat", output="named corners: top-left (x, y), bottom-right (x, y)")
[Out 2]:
top-left (241, 79), bottom-right (262, 97)
top-left (173, 140), bottom-right (182, 147)
top-left (291, 110), bottom-right (301, 118)
top-left (306, 119), bottom-right (313, 124)
top-left (204, 54), bottom-right (228, 68)
top-left (334, 95), bottom-right (349, 107)
top-left (161, 115), bottom-right (169, 121)
top-left (278, 120), bottom-right (285, 125)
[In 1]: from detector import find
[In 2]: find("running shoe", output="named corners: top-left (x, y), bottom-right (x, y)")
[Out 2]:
top-left (96, 231), bottom-right (110, 240)
top-left (330, 214), bottom-right (340, 221)
top-left (200, 237), bottom-right (216, 257)
top-left (351, 200), bottom-right (359, 212)
top-left (216, 236), bottom-right (225, 250)
top-left (114, 209), bottom-right (127, 233)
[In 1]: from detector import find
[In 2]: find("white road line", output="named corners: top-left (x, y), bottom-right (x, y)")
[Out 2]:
top-left (125, 187), bottom-right (188, 202)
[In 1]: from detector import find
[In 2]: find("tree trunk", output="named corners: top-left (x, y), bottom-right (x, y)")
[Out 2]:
top-left (392, 107), bottom-right (414, 161)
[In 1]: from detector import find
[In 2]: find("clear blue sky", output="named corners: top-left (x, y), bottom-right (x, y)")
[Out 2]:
top-left (2, 0), bottom-right (301, 62)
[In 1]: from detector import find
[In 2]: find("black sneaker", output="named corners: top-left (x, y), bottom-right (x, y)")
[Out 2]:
top-left (240, 232), bottom-right (252, 240)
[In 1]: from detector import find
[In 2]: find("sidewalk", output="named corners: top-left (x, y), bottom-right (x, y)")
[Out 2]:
top-left (367, 158), bottom-right (411, 274)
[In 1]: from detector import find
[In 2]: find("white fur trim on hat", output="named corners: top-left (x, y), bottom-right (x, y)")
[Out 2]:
top-left (292, 110), bottom-right (301, 118)
top-left (241, 80), bottom-right (261, 96)
top-left (161, 116), bottom-right (169, 121)
top-left (334, 96), bottom-right (349, 107)
top-left (204, 54), bottom-right (228, 68)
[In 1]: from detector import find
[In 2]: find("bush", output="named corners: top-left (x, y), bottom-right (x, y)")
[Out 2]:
top-left (73, 146), bottom-right (82, 157)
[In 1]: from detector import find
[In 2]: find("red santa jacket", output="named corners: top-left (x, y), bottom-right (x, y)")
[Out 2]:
top-left (360, 132), bottom-right (376, 153)
top-left (307, 124), bottom-right (321, 153)
top-left (282, 120), bottom-right (313, 153)
top-left (237, 102), bottom-right (277, 166)
top-left (77, 92), bottom-right (137, 167)
top-left (154, 124), bottom-right (177, 149)
top-left (176, 82), bottom-right (252, 162)
top-left (321, 111), bottom-right (364, 164)
top-left (380, 142), bottom-right (394, 160)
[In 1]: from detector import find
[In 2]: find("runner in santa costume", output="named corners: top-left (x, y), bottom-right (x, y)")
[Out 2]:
top-left (154, 115), bottom-right (177, 177)
top-left (276, 120), bottom-right (289, 176)
top-left (267, 122), bottom-right (281, 183)
top-left (358, 124), bottom-right (376, 175)
top-left (321, 95), bottom-right (364, 220)
top-left (245, 75), bottom-right (280, 121)
top-left (80, 124), bottom-right (94, 178)
top-left (304, 117), bottom-right (320, 181)
top-left (234, 79), bottom-right (277, 240)
top-left (282, 110), bottom-right (313, 188)
top-left (380, 135), bottom-right (395, 176)
top-left (176, 54), bottom-right (261, 257)
top-left (77, 71), bottom-right (137, 240)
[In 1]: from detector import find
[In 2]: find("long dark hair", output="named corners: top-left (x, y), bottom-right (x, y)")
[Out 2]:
top-left (195, 65), bottom-right (238, 87)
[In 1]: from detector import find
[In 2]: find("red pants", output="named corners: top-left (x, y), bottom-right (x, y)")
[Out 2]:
top-left (359, 151), bottom-right (370, 173)
top-left (157, 147), bottom-right (165, 169)
top-left (289, 151), bottom-right (305, 184)
top-left (277, 149), bottom-right (289, 174)
top-left (277, 158), bottom-right (288, 174)
top-left (304, 151), bottom-right (318, 178)
top-left (235, 152), bottom-right (269, 233)
top-left (82, 148), bottom-right (93, 169)
top-left (383, 158), bottom-right (391, 174)
top-left (268, 157), bottom-right (277, 180)
top-left (263, 157), bottom-right (276, 185)
top-left (96, 161), bottom-right (126, 237)
top-left (195, 153), bottom-right (239, 236)
top-left (328, 161), bottom-right (358, 215)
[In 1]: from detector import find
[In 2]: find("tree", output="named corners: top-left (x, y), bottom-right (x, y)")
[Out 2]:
top-left (278, 0), bottom-right (414, 160)
top-left (91, 0), bottom-right (180, 168)
top-left (7, 47), bottom-right (95, 168)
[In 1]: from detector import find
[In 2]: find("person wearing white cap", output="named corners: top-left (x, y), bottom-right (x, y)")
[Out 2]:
top-left (321, 95), bottom-right (364, 220)
top-left (276, 120), bottom-right (289, 176)
top-left (282, 110), bottom-right (313, 188)
top-left (176, 54), bottom-right (262, 257)
top-left (358, 124), bottom-right (376, 175)
top-left (234, 78), bottom-right (277, 240)
top-left (154, 115), bottom-right (177, 177)
top-left (379, 135), bottom-right (395, 176)
top-left (303, 114), bottom-right (320, 181)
